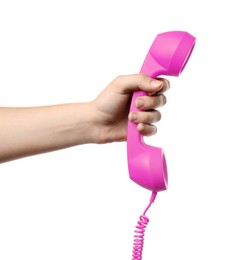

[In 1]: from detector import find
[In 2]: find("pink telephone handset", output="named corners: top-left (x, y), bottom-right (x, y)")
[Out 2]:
top-left (127, 31), bottom-right (196, 192)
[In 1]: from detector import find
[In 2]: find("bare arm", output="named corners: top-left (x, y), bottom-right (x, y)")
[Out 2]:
top-left (0, 103), bottom-right (96, 162)
top-left (0, 74), bottom-right (169, 163)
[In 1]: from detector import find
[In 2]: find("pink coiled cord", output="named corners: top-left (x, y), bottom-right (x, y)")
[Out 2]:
top-left (132, 192), bottom-right (157, 260)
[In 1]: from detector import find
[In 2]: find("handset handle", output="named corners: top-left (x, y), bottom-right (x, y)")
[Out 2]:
top-left (128, 51), bottom-right (165, 153)
top-left (127, 52), bottom-right (167, 192)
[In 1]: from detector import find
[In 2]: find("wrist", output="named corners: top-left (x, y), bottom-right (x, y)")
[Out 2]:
top-left (68, 102), bottom-right (98, 145)
top-left (41, 102), bottom-right (98, 147)
top-left (82, 101), bottom-right (106, 144)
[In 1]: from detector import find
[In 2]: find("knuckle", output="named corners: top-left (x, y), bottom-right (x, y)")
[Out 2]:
top-left (161, 94), bottom-right (167, 105)
top-left (151, 125), bottom-right (157, 136)
top-left (149, 110), bottom-right (161, 123)
top-left (164, 78), bottom-right (170, 89)
top-left (160, 78), bottom-right (170, 88)
top-left (155, 110), bottom-right (162, 121)
top-left (161, 78), bottom-right (169, 85)
top-left (156, 94), bottom-right (166, 107)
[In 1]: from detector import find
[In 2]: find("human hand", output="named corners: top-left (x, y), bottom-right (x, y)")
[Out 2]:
top-left (90, 74), bottom-right (170, 144)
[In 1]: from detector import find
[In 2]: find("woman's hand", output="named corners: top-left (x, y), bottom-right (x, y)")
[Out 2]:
top-left (91, 73), bottom-right (170, 144)
top-left (0, 74), bottom-right (170, 163)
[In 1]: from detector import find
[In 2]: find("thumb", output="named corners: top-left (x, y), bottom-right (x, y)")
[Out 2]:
top-left (112, 73), bottom-right (163, 94)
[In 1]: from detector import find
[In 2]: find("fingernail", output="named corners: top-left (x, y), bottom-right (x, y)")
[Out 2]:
top-left (129, 113), bottom-right (138, 122)
top-left (136, 99), bottom-right (145, 108)
top-left (151, 80), bottom-right (162, 88)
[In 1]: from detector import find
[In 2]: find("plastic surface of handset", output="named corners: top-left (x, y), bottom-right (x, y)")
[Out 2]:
top-left (127, 31), bottom-right (196, 192)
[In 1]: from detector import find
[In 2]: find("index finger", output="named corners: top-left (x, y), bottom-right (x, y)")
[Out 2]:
top-left (148, 78), bottom-right (170, 96)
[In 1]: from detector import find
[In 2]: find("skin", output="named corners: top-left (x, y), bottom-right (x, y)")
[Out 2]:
top-left (0, 73), bottom-right (169, 163)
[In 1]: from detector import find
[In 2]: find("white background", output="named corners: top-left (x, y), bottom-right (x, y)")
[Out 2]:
top-left (0, 0), bottom-right (227, 259)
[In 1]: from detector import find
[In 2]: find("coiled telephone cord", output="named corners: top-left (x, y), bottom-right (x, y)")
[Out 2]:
top-left (132, 192), bottom-right (157, 260)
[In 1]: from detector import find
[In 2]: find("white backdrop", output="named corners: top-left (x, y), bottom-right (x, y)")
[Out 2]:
top-left (0, 0), bottom-right (227, 259)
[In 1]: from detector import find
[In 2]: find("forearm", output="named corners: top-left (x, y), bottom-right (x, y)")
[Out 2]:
top-left (0, 103), bottom-right (96, 163)
top-left (0, 75), bottom-right (169, 163)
